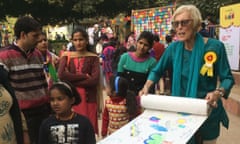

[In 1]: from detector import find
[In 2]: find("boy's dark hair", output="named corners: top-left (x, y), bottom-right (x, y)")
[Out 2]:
top-left (100, 34), bottom-right (109, 41)
top-left (109, 76), bottom-right (138, 116)
top-left (153, 34), bottom-right (160, 42)
top-left (165, 34), bottom-right (172, 44)
top-left (170, 29), bottom-right (176, 36)
top-left (49, 81), bottom-right (81, 105)
top-left (107, 38), bottom-right (117, 47)
top-left (14, 16), bottom-right (42, 40)
top-left (137, 31), bottom-right (154, 48)
top-left (201, 22), bottom-right (206, 29)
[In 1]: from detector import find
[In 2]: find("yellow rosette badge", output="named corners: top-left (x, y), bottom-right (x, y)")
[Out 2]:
top-left (200, 51), bottom-right (217, 77)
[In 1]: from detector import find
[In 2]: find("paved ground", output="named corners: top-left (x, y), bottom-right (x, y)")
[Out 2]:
top-left (218, 84), bottom-right (240, 144)
top-left (218, 111), bottom-right (240, 144)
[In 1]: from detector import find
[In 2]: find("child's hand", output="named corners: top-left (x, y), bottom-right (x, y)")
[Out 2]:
top-left (138, 86), bottom-right (149, 96)
top-left (138, 80), bottom-right (153, 96)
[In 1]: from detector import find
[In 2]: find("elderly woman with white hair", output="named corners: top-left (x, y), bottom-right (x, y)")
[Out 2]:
top-left (139, 4), bottom-right (235, 144)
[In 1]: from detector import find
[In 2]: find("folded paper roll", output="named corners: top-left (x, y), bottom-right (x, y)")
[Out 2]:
top-left (141, 94), bottom-right (210, 116)
top-left (98, 94), bottom-right (210, 144)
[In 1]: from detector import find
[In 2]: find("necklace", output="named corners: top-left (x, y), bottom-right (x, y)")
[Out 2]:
top-left (56, 112), bottom-right (75, 121)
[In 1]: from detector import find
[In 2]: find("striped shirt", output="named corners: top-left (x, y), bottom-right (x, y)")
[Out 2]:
top-left (0, 44), bottom-right (48, 109)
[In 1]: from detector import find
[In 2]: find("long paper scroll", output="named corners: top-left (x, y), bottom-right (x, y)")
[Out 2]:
top-left (98, 95), bottom-right (210, 144)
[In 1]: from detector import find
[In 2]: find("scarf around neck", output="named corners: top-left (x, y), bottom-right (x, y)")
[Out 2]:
top-left (172, 33), bottom-right (205, 98)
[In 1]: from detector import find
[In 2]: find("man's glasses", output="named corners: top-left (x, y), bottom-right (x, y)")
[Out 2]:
top-left (172, 19), bottom-right (193, 28)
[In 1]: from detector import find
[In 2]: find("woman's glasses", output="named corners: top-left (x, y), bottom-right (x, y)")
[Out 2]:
top-left (172, 19), bottom-right (193, 28)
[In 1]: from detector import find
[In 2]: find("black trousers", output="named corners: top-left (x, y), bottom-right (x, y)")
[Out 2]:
top-left (22, 103), bottom-right (50, 144)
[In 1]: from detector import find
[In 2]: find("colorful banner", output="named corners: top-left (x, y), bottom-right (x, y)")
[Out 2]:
top-left (131, 6), bottom-right (174, 43)
top-left (220, 3), bottom-right (240, 28)
top-left (219, 3), bottom-right (240, 70)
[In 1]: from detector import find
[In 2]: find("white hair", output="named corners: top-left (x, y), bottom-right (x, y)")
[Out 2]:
top-left (172, 4), bottom-right (202, 31)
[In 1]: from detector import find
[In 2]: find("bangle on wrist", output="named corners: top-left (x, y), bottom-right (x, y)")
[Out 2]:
top-left (215, 88), bottom-right (225, 98)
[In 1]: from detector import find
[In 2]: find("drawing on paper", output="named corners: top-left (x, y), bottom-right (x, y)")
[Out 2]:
top-left (97, 95), bottom-right (208, 144)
